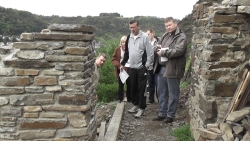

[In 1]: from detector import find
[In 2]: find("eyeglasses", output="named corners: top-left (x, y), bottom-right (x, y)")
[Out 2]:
top-left (129, 26), bottom-right (137, 29)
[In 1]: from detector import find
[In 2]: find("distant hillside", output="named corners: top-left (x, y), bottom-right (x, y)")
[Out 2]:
top-left (0, 0), bottom-right (224, 42)
top-left (38, 15), bottom-right (166, 39)
top-left (4, 1), bottom-right (231, 44)
top-left (0, 6), bottom-right (165, 39)
top-left (0, 6), bottom-right (48, 35)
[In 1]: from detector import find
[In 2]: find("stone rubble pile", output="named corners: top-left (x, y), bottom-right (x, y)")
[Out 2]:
top-left (198, 107), bottom-right (250, 141)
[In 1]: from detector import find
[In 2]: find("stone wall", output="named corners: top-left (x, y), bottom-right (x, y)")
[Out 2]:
top-left (0, 24), bottom-right (98, 140)
top-left (189, 0), bottom-right (250, 140)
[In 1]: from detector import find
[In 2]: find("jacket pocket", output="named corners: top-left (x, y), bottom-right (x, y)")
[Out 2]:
top-left (176, 58), bottom-right (186, 78)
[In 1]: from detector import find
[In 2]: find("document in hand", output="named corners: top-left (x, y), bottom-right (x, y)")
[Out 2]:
top-left (119, 70), bottom-right (129, 83)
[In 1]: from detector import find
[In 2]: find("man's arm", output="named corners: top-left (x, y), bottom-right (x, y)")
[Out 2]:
top-left (161, 34), bottom-right (187, 58)
top-left (145, 35), bottom-right (154, 69)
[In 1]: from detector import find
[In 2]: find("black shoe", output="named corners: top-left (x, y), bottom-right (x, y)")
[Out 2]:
top-left (164, 117), bottom-right (173, 123)
top-left (146, 100), bottom-right (154, 105)
top-left (152, 115), bottom-right (165, 121)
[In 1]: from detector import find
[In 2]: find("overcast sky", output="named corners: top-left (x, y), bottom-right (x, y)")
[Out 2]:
top-left (1, 0), bottom-right (198, 20)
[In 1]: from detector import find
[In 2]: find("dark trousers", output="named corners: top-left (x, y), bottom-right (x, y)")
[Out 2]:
top-left (129, 67), bottom-right (148, 109)
top-left (118, 76), bottom-right (131, 102)
top-left (147, 70), bottom-right (158, 102)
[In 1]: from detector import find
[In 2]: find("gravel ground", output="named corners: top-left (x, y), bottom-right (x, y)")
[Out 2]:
top-left (95, 87), bottom-right (189, 141)
top-left (118, 100), bottom-right (187, 141)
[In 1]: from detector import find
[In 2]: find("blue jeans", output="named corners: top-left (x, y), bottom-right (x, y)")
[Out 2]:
top-left (157, 66), bottom-right (180, 118)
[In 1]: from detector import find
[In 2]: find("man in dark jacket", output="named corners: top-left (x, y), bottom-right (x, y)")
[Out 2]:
top-left (152, 17), bottom-right (187, 123)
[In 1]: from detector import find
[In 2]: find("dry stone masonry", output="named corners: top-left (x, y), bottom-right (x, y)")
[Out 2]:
top-left (197, 108), bottom-right (250, 140)
top-left (189, 0), bottom-right (250, 140)
top-left (0, 24), bottom-right (98, 141)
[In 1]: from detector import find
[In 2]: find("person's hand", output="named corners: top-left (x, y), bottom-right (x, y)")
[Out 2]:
top-left (157, 50), bottom-right (162, 56)
top-left (120, 65), bottom-right (124, 71)
top-left (157, 44), bottom-right (162, 50)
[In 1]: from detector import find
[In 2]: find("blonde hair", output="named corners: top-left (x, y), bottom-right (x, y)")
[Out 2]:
top-left (97, 53), bottom-right (107, 59)
top-left (120, 35), bottom-right (127, 46)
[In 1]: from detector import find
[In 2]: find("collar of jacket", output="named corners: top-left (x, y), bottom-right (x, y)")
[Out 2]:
top-left (160, 27), bottom-right (182, 43)
top-left (130, 30), bottom-right (143, 39)
top-left (168, 27), bottom-right (182, 37)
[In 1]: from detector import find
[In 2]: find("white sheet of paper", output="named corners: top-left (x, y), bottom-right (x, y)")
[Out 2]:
top-left (119, 70), bottom-right (129, 83)
top-left (161, 48), bottom-right (168, 61)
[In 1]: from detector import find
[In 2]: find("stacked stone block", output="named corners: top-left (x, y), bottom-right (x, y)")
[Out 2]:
top-left (189, 0), bottom-right (250, 140)
top-left (197, 107), bottom-right (250, 140)
top-left (0, 24), bottom-right (98, 141)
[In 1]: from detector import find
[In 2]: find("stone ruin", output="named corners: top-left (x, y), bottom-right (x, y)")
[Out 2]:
top-left (189, 0), bottom-right (250, 140)
top-left (0, 24), bottom-right (98, 140)
top-left (1, 0), bottom-right (250, 140)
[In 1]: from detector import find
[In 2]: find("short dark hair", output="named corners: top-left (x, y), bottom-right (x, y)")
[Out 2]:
top-left (165, 17), bottom-right (176, 23)
top-left (129, 19), bottom-right (140, 26)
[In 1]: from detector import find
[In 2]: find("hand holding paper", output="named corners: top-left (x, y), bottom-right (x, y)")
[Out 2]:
top-left (119, 70), bottom-right (129, 83)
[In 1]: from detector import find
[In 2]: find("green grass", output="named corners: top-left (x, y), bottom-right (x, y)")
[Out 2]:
top-left (96, 101), bottom-right (106, 107)
top-left (170, 124), bottom-right (194, 141)
top-left (180, 81), bottom-right (190, 90)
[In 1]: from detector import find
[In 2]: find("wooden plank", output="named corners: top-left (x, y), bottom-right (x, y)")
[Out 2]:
top-left (231, 72), bottom-right (250, 112)
top-left (237, 83), bottom-right (250, 110)
top-left (104, 102), bottom-right (124, 141)
top-left (242, 68), bottom-right (249, 80)
top-left (98, 122), bottom-right (106, 141)
top-left (223, 70), bottom-right (250, 121)
top-left (234, 69), bottom-right (248, 97)
top-left (237, 81), bottom-right (250, 110)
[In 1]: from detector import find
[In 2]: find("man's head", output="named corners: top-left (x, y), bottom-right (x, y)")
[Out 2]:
top-left (129, 19), bottom-right (140, 36)
top-left (146, 28), bottom-right (155, 41)
top-left (95, 53), bottom-right (107, 67)
top-left (164, 17), bottom-right (178, 34)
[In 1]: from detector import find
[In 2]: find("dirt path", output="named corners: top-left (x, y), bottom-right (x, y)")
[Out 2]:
top-left (95, 88), bottom-right (189, 141)
top-left (118, 100), bottom-right (187, 141)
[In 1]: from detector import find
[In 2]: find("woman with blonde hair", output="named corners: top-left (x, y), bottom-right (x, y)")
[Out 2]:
top-left (112, 36), bottom-right (131, 103)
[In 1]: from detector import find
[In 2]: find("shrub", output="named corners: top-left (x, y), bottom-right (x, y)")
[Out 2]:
top-left (97, 83), bottom-right (118, 102)
top-left (96, 36), bottom-right (120, 85)
top-left (170, 124), bottom-right (194, 141)
top-left (95, 36), bottom-right (126, 103)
